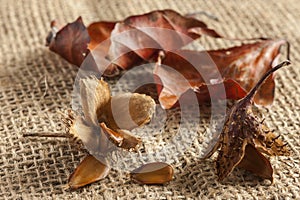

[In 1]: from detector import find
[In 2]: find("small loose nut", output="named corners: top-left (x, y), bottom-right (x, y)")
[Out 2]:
top-left (130, 162), bottom-right (174, 185)
top-left (68, 155), bottom-right (110, 189)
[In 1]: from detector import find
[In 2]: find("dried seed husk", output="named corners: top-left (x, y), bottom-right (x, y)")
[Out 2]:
top-left (237, 144), bottom-right (273, 181)
top-left (69, 116), bottom-right (112, 153)
top-left (254, 125), bottom-right (290, 156)
top-left (203, 61), bottom-right (291, 181)
top-left (68, 76), bottom-right (156, 152)
top-left (68, 155), bottom-right (110, 189)
top-left (130, 162), bottom-right (174, 185)
top-left (100, 122), bottom-right (141, 151)
top-left (80, 76), bottom-right (111, 125)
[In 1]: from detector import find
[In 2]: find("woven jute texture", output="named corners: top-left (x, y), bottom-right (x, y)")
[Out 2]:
top-left (1, 0), bottom-right (300, 199)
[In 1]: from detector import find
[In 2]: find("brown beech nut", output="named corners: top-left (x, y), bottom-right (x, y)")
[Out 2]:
top-left (130, 162), bottom-right (174, 185)
top-left (68, 155), bottom-right (110, 189)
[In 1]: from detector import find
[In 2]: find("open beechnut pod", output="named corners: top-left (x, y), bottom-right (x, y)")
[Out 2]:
top-left (203, 61), bottom-right (291, 182)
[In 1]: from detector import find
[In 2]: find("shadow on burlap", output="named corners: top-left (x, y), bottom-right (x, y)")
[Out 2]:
top-left (0, 0), bottom-right (299, 199)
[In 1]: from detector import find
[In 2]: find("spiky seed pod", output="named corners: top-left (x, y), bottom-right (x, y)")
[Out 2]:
top-left (204, 61), bottom-right (291, 181)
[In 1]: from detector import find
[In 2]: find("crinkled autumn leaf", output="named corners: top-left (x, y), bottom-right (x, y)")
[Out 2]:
top-left (203, 61), bottom-right (291, 181)
top-left (46, 17), bottom-right (90, 66)
top-left (154, 39), bottom-right (288, 109)
top-left (46, 9), bottom-right (221, 76)
top-left (107, 9), bottom-right (221, 72)
top-left (87, 21), bottom-right (116, 50)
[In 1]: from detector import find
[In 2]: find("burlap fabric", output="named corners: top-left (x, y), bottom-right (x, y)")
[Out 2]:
top-left (1, 0), bottom-right (299, 199)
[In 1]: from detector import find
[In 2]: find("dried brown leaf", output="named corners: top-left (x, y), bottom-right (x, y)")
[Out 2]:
top-left (154, 39), bottom-right (288, 109)
top-left (87, 21), bottom-right (116, 50)
top-left (108, 9), bottom-right (221, 71)
top-left (47, 17), bottom-right (90, 66)
top-left (46, 10), bottom-right (221, 76)
top-left (210, 39), bottom-right (287, 105)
